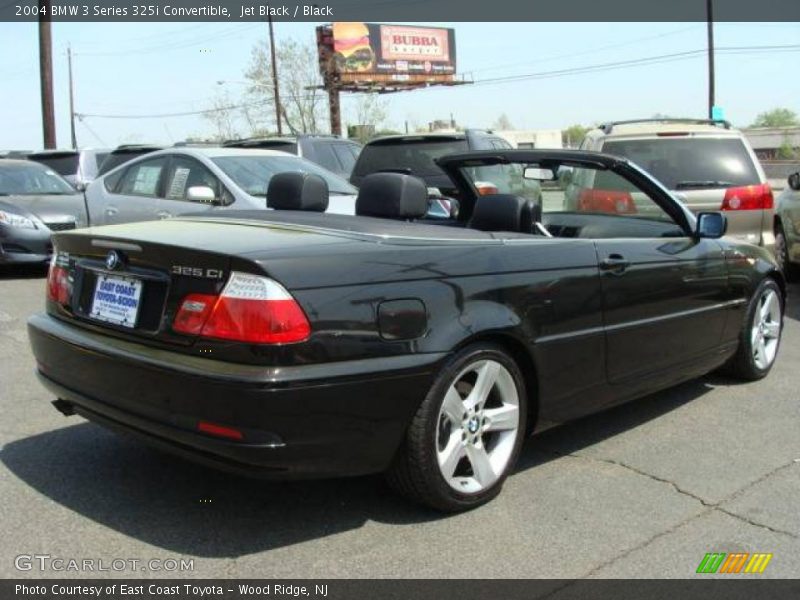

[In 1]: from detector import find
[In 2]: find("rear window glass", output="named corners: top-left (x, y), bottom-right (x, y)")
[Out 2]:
top-left (93, 152), bottom-right (109, 171)
top-left (30, 154), bottom-right (79, 176)
top-left (601, 137), bottom-right (760, 189)
top-left (99, 151), bottom-right (157, 176)
top-left (353, 139), bottom-right (469, 178)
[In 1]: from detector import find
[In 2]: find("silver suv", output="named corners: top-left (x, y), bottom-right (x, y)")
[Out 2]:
top-left (580, 119), bottom-right (774, 254)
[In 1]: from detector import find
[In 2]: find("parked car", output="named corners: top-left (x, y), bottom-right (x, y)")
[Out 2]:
top-left (28, 148), bottom-right (110, 190)
top-left (224, 135), bottom-right (362, 179)
top-left (350, 130), bottom-right (542, 204)
top-left (28, 150), bottom-right (784, 511)
top-left (775, 169), bottom-right (800, 279)
top-left (0, 160), bottom-right (87, 265)
top-left (85, 147), bottom-right (358, 226)
top-left (0, 150), bottom-right (32, 159)
top-left (580, 119), bottom-right (774, 254)
top-left (96, 144), bottom-right (164, 177)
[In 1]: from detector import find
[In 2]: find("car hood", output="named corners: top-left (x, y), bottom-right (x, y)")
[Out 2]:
top-left (0, 194), bottom-right (87, 227)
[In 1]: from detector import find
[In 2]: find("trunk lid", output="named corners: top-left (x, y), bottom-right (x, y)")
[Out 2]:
top-left (47, 218), bottom-right (361, 354)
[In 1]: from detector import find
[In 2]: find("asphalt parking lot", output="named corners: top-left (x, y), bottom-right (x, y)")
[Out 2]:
top-left (0, 265), bottom-right (798, 580)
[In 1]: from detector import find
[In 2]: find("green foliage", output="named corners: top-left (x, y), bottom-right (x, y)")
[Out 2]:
top-left (562, 124), bottom-right (591, 147)
top-left (751, 108), bottom-right (799, 128)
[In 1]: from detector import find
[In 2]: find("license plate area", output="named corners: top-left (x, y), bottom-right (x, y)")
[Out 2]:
top-left (89, 274), bottom-right (143, 328)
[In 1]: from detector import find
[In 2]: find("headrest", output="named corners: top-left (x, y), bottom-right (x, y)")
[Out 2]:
top-left (267, 172), bottom-right (329, 212)
top-left (469, 194), bottom-right (539, 234)
top-left (355, 172), bottom-right (428, 219)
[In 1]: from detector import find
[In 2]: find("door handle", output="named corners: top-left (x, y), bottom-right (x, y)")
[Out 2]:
top-left (600, 254), bottom-right (630, 274)
top-left (156, 211), bottom-right (172, 220)
top-left (104, 207), bottom-right (118, 216)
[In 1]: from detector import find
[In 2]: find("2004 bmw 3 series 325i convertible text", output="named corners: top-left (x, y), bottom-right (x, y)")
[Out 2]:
top-left (27, 150), bottom-right (785, 511)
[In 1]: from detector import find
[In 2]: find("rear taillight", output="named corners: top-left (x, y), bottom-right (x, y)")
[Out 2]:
top-left (173, 272), bottom-right (311, 344)
top-left (578, 189), bottom-right (637, 214)
top-left (721, 183), bottom-right (773, 211)
top-left (46, 256), bottom-right (70, 305)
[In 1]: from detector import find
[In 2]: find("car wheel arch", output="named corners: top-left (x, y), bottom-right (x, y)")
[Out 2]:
top-left (447, 331), bottom-right (540, 437)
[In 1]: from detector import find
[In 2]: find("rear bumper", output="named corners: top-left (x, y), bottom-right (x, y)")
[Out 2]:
top-left (28, 313), bottom-right (442, 479)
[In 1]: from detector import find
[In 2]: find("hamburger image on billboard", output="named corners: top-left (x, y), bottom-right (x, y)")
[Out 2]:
top-left (327, 23), bottom-right (457, 77)
top-left (332, 22), bottom-right (375, 73)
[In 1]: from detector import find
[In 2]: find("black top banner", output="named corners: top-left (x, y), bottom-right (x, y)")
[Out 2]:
top-left (2, 0), bottom-right (800, 22)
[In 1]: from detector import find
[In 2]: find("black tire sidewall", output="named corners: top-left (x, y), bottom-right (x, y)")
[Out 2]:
top-left (415, 343), bottom-right (528, 511)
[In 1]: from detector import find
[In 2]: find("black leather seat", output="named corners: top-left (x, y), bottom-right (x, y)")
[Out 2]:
top-left (267, 172), bottom-right (329, 212)
top-left (355, 173), bottom-right (428, 220)
top-left (468, 194), bottom-right (540, 234)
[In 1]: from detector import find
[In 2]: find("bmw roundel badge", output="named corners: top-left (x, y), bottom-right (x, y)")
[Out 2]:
top-left (106, 250), bottom-right (121, 270)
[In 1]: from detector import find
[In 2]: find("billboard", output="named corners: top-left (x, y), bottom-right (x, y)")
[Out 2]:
top-left (318, 22), bottom-right (457, 81)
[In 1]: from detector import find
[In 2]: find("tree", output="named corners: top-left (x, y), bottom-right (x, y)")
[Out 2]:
top-left (751, 108), bottom-right (799, 128)
top-left (348, 94), bottom-right (387, 142)
top-left (243, 38), bottom-right (327, 135)
top-left (777, 133), bottom-right (798, 160)
top-left (562, 124), bottom-right (591, 148)
top-left (202, 91), bottom-right (242, 141)
top-left (492, 113), bottom-right (514, 130)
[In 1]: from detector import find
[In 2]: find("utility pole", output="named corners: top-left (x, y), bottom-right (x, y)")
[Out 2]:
top-left (38, 0), bottom-right (56, 148)
top-left (67, 44), bottom-right (77, 149)
top-left (267, 15), bottom-right (282, 135)
top-left (706, 0), bottom-right (716, 119)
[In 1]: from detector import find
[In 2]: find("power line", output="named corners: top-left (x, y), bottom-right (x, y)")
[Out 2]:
top-left (73, 44), bottom-right (800, 120)
top-left (73, 23), bottom-right (260, 57)
top-left (468, 25), bottom-right (702, 75)
top-left (76, 93), bottom-right (328, 120)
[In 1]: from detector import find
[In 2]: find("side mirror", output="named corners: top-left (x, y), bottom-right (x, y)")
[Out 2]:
top-left (789, 172), bottom-right (800, 191)
top-left (186, 186), bottom-right (217, 204)
top-left (74, 181), bottom-right (87, 192)
top-left (696, 212), bottom-right (727, 239)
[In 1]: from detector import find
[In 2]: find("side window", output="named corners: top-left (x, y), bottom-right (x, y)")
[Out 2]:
top-left (116, 157), bottom-right (168, 197)
top-left (164, 156), bottom-right (225, 203)
top-left (104, 168), bottom-right (124, 192)
top-left (331, 143), bottom-right (357, 174)
top-left (543, 166), bottom-right (684, 239)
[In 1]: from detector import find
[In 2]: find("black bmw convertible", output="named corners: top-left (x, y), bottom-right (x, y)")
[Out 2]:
top-left (27, 150), bottom-right (785, 511)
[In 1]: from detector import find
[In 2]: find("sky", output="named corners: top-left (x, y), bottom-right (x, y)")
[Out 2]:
top-left (1, 20), bottom-right (799, 150)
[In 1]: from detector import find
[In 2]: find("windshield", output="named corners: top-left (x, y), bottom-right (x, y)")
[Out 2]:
top-left (601, 137), bottom-right (760, 189)
top-left (0, 162), bottom-right (76, 195)
top-left (212, 155), bottom-right (357, 196)
top-left (29, 154), bottom-right (80, 177)
top-left (353, 139), bottom-right (469, 179)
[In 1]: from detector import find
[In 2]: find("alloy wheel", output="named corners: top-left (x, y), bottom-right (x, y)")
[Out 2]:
top-left (751, 288), bottom-right (781, 370)
top-left (435, 359), bottom-right (520, 494)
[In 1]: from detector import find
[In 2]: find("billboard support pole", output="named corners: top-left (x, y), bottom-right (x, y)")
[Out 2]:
top-left (328, 84), bottom-right (341, 137)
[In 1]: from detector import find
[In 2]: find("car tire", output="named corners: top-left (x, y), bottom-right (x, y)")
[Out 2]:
top-left (721, 278), bottom-right (783, 381)
top-left (775, 225), bottom-right (799, 282)
top-left (386, 343), bottom-right (528, 512)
